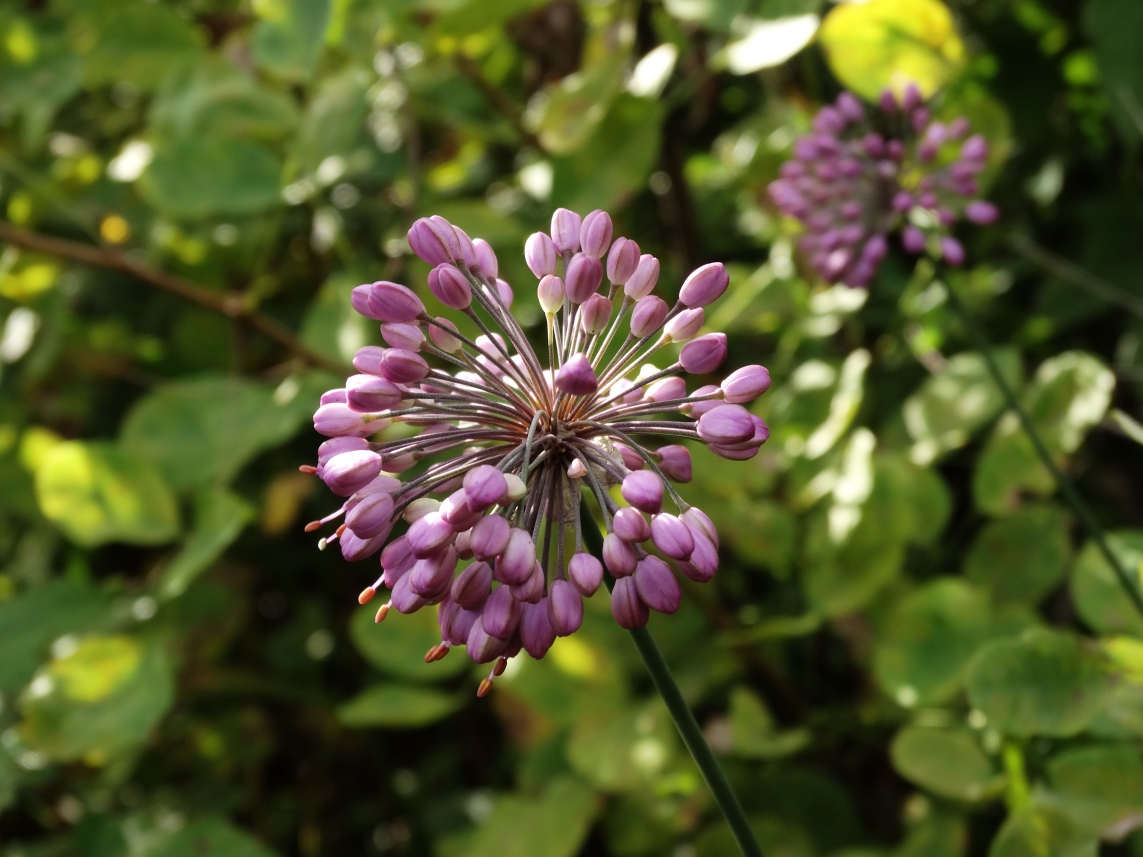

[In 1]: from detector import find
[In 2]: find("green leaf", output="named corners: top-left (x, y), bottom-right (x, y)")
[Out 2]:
top-left (662, 0), bottom-right (752, 31)
top-left (533, 54), bottom-right (628, 155)
top-left (0, 582), bottom-right (110, 697)
top-left (19, 635), bottom-right (174, 764)
top-left (139, 135), bottom-right (282, 220)
top-left (873, 579), bottom-right (991, 706)
top-left (1082, 0), bottom-right (1143, 144)
top-left (989, 807), bottom-right (1097, 857)
top-left (293, 66), bottom-right (373, 179)
top-left (1070, 531), bottom-right (1143, 636)
top-left (348, 603), bottom-right (469, 682)
top-left (338, 683), bottom-right (464, 728)
top-left (158, 489), bottom-right (254, 600)
top-left (890, 726), bottom-right (1000, 801)
top-left (903, 350), bottom-right (1022, 466)
top-left (301, 273), bottom-right (378, 365)
top-left (819, 0), bottom-right (966, 101)
top-left (965, 504), bottom-right (1072, 605)
top-left (0, 34), bottom-right (82, 148)
top-left (438, 778), bottom-right (596, 857)
top-left (78, 2), bottom-right (204, 91)
top-left (1046, 745), bottom-right (1143, 837)
top-left (150, 818), bottom-right (279, 857)
top-left (120, 375), bottom-right (315, 491)
top-left (251, 0), bottom-right (331, 82)
top-left (726, 686), bottom-right (811, 759)
top-left (35, 441), bottom-right (180, 547)
top-left (966, 629), bottom-right (1112, 737)
top-left (566, 701), bottom-right (678, 791)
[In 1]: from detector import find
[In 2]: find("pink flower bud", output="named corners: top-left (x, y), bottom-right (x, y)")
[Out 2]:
top-left (902, 83), bottom-right (922, 111)
top-left (565, 253), bottom-right (603, 304)
top-left (679, 262), bottom-right (729, 308)
top-left (721, 365), bottom-right (771, 404)
top-left (381, 322), bottom-right (425, 351)
top-left (346, 374), bottom-right (402, 412)
top-left (494, 278), bottom-right (513, 307)
top-left (678, 527), bottom-right (719, 582)
top-left (452, 561), bottom-right (492, 609)
top-left (441, 600), bottom-right (480, 646)
top-left (631, 295), bottom-right (668, 338)
top-left (510, 560), bottom-right (545, 604)
top-left (389, 572), bottom-right (428, 614)
top-left (580, 209), bottom-right (613, 258)
top-left (379, 348), bottom-right (429, 384)
top-left (568, 552), bottom-right (603, 596)
top-left (473, 238), bottom-right (498, 278)
top-left (550, 208), bottom-right (582, 254)
top-left (547, 579), bottom-right (583, 636)
top-left (321, 389), bottom-right (346, 405)
top-left (656, 445), bottom-right (692, 482)
top-left (651, 513), bottom-right (694, 560)
top-left (603, 533), bottom-right (637, 576)
top-left (351, 284), bottom-right (376, 318)
top-left (621, 470), bottom-right (663, 514)
top-left (940, 236), bottom-right (965, 266)
top-left (610, 576), bottom-right (649, 629)
top-left (407, 512), bottom-right (455, 557)
top-left (428, 264), bottom-right (472, 309)
top-left (836, 92), bottom-right (864, 122)
top-left (634, 556), bottom-right (681, 613)
top-left (314, 403), bottom-right (370, 437)
top-left (682, 507), bottom-right (718, 548)
top-left (644, 376), bottom-right (686, 403)
top-left (878, 88), bottom-right (897, 113)
top-left (537, 275), bottom-right (564, 314)
top-left (467, 616), bottom-right (508, 663)
top-left (428, 317), bottom-right (462, 353)
top-left (680, 332), bottom-right (727, 374)
top-left (902, 226), bottom-right (926, 254)
top-left (697, 404), bottom-right (755, 444)
top-left (556, 353), bottom-right (598, 396)
top-left (495, 528), bottom-right (535, 585)
top-left (961, 134), bottom-right (988, 163)
top-left (664, 308), bottom-right (704, 342)
top-left (407, 217), bottom-right (457, 266)
top-left (615, 443), bottom-right (644, 471)
top-left (481, 585), bottom-right (521, 640)
top-left (366, 281), bottom-right (425, 323)
top-left (441, 489), bottom-right (482, 532)
top-left (455, 528), bottom-right (475, 559)
top-left (463, 465), bottom-right (508, 511)
top-left (965, 201), bottom-right (999, 225)
top-left (525, 232), bottom-right (557, 278)
top-left (317, 436), bottom-right (368, 467)
top-left (579, 293), bottom-right (613, 335)
top-left (410, 546), bottom-right (458, 597)
top-left (380, 537), bottom-right (415, 589)
top-left (452, 226), bottom-right (478, 269)
top-left (607, 237), bottom-right (640, 284)
top-left (471, 514), bottom-right (511, 559)
top-left (351, 345), bottom-right (386, 375)
top-left (345, 493), bottom-right (394, 539)
top-left (341, 529), bottom-right (388, 562)
top-left (613, 507), bottom-right (651, 542)
top-left (521, 598), bottom-right (557, 658)
top-left (623, 254), bottom-right (660, 300)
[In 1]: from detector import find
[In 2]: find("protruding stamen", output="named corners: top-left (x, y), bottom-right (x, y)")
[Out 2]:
top-left (374, 603), bottom-right (390, 623)
top-left (358, 587), bottom-right (376, 605)
top-left (299, 464), bottom-right (318, 474)
top-left (477, 677), bottom-right (494, 697)
top-left (305, 520), bottom-right (323, 533)
top-left (493, 657), bottom-right (508, 677)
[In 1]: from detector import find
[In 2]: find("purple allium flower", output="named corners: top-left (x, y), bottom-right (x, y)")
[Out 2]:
top-left (768, 84), bottom-right (998, 287)
top-left (304, 209), bottom-right (772, 695)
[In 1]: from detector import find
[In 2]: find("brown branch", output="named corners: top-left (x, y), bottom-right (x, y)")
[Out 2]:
top-left (0, 220), bottom-right (349, 375)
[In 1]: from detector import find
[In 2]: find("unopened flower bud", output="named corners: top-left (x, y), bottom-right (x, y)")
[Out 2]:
top-left (341, 529), bottom-right (388, 562)
top-left (537, 275), bottom-right (564, 315)
top-left (610, 576), bottom-right (649, 629)
top-left (473, 238), bottom-right (498, 278)
top-left (452, 226), bottom-right (478, 269)
top-left (644, 376), bottom-right (686, 403)
top-left (580, 209), bottom-right (613, 259)
top-left (466, 617), bottom-right (508, 663)
top-left (634, 556), bottom-right (681, 614)
top-left (463, 465), bottom-right (508, 511)
top-left (428, 317), bottom-right (462, 353)
top-left (521, 598), bottom-right (557, 658)
top-left (352, 345), bottom-right (386, 375)
top-left (428, 264), bottom-right (472, 309)
top-left (407, 512), bottom-right (454, 557)
top-left (939, 236), bottom-right (965, 266)
top-left (495, 528), bottom-right (535, 585)
top-left (381, 322), bottom-right (425, 351)
top-left (664, 308), bottom-right (704, 342)
top-left (680, 332), bottom-right (727, 374)
top-left (631, 295), bottom-right (668, 338)
top-left (503, 473), bottom-right (526, 501)
top-left (565, 253), bottom-right (603, 304)
top-left (367, 281), bottom-right (425, 323)
top-left (607, 237), bottom-right (640, 284)
top-left (624, 254), bottom-right (660, 300)
top-left (547, 580), bottom-right (583, 636)
top-left (651, 513), bottom-right (694, 560)
top-left (656, 445), bottom-right (692, 482)
top-left (471, 514), bottom-right (511, 559)
top-left (568, 552), bottom-right (603, 596)
top-left (721, 365), bottom-right (771, 404)
top-left (345, 493), bottom-right (394, 539)
top-left (525, 232), bottom-right (557, 278)
top-left (613, 507), bottom-right (651, 542)
top-left (621, 470), bottom-right (663, 514)
top-left (481, 585), bottom-right (521, 640)
top-left (965, 200), bottom-right (999, 224)
top-left (550, 208), bottom-right (582, 254)
top-left (314, 403), bottom-right (370, 437)
top-left (556, 353), bottom-right (598, 396)
top-left (407, 217), bottom-right (457, 266)
top-left (510, 561), bottom-right (545, 604)
top-left (346, 374), bottom-right (402, 412)
top-left (452, 561), bottom-right (493, 609)
top-left (679, 262), bottom-right (729, 307)
top-left (697, 404), bottom-right (755, 444)
top-left (579, 293), bottom-right (613, 335)
top-left (603, 533), bottom-right (637, 576)
top-left (379, 348), bottom-right (429, 384)
top-left (324, 450), bottom-right (383, 496)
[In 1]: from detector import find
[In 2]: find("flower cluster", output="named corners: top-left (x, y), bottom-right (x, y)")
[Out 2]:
top-left (304, 210), bottom-right (771, 694)
top-left (768, 85), bottom-right (999, 288)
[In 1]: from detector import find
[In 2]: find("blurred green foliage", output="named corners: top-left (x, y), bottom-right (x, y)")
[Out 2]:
top-left (1, 0), bottom-right (1143, 856)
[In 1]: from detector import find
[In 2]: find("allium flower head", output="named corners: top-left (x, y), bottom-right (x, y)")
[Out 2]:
top-left (768, 85), bottom-right (998, 288)
top-left (303, 209), bottom-right (771, 695)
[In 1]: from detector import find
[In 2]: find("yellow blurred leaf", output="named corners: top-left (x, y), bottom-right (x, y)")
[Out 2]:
top-left (0, 261), bottom-right (59, 301)
top-left (819, 0), bottom-right (966, 100)
top-left (50, 636), bottom-right (141, 703)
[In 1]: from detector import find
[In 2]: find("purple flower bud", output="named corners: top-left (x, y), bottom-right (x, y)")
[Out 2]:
top-left (452, 226), bottom-right (478, 269)
top-left (836, 92), bottom-right (864, 122)
top-left (607, 237), bottom-right (640, 284)
top-left (721, 365), bottom-right (771, 404)
top-left (940, 236), bottom-right (965, 266)
top-left (697, 404), bottom-right (755, 444)
top-left (678, 527), bottom-right (719, 582)
top-left (634, 556), bottom-right (681, 613)
top-left (410, 546), bottom-right (458, 597)
top-left (318, 436), bottom-right (368, 467)
top-left (580, 209), bottom-right (613, 259)
top-left (684, 384), bottom-right (723, 418)
top-left (961, 134), bottom-right (988, 163)
top-left (351, 345), bottom-right (386, 375)
top-left (521, 598), bottom-right (557, 658)
top-left (481, 585), bottom-right (521, 640)
top-left (631, 295), bottom-right (669, 338)
top-left (550, 208), bottom-right (582, 254)
top-left (568, 552), bottom-right (603, 596)
top-left (556, 353), bottom-right (598, 396)
top-left (645, 376), bottom-right (686, 403)
top-left (656, 445), bottom-right (692, 482)
top-left (537, 275), bottom-right (564, 314)
top-left (622, 470), bottom-right (663, 514)
top-left (346, 374), bottom-right (402, 413)
top-left (381, 322), bottom-right (425, 352)
top-left (428, 317), bottom-right (462, 353)
top-left (495, 528), bottom-right (535, 585)
top-left (473, 238), bottom-right (498, 278)
top-left (466, 616), bottom-right (508, 663)
top-left (623, 254), bottom-right (660, 300)
top-left (379, 348), bottom-right (429, 384)
top-left (902, 83), bottom-right (922, 111)
top-left (682, 507), bottom-right (718, 548)
top-left (613, 507), bottom-right (651, 542)
top-left (351, 284), bottom-right (376, 318)
top-left (902, 226), bottom-right (926, 254)
top-left (321, 389), bottom-right (347, 405)
top-left (547, 579), bottom-right (583, 636)
top-left (388, 572), bottom-right (427, 615)
top-left (323, 450), bottom-right (383, 496)
top-left (407, 512), bottom-right (455, 558)
top-left (679, 262), bottom-right (729, 308)
top-left (579, 293), bottom-right (612, 335)
top-left (441, 489), bottom-right (482, 532)
top-left (454, 528), bottom-right (474, 559)
top-left (463, 465), bottom-right (508, 511)
top-left (452, 561), bottom-right (493, 609)
top-left (965, 200), bottom-right (999, 225)
top-left (603, 533), bottom-right (637, 576)
top-left (878, 88), bottom-right (897, 113)
top-left (314, 402), bottom-right (371, 437)
top-left (381, 535), bottom-right (417, 588)
top-left (428, 264), bottom-right (472, 309)
top-left (494, 278), bottom-right (513, 307)
top-left (680, 332), bottom-right (727, 374)
top-left (651, 513), bottom-right (694, 560)
top-left (471, 514), bottom-right (511, 559)
top-left (814, 106), bottom-right (845, 134)
top-left (610, 576), bottom-right (649, 629)
top-left (863, 133), bottom-right (886, 157)
top-left (345, 493), bottom-right (394, 539)
top-left (911, 107), bottom-right (931, 134)
top-left (615, 443), bottom-right (644, 471)
top-left (366, 282), bottom-right (425, 323)
top-left (442, 599), bottom-right (480, 646)
top-left (510, 561), bottom-right (544, 604)
top-left (340, 529), bottom-right (387, 562)
top-left (664, 308), bottom-right (704, 342)
top-left (565, 253), bottom-right (603, 304)
top-left (408, 217), bottom-right (458, 265)
top-left (525, 232), bottom-right (558, 278)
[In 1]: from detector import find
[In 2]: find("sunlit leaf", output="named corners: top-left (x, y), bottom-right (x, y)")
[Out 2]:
top-left (158, 489), bottom-right (255, 600)
top-left (890, 727), bottom-right (1001, 801)
top-left (338, 684), bottom-right (464, 728)
top-left (722, 15), bottom-right (820, 75)
top-left (532, 54), bottom-right (628, 155)
top-left (1070, 531), bottom-right (1143, 636)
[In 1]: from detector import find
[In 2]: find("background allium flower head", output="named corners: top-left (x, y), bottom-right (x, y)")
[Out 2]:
top-left (304, 209), bottom-right (770, 695)
top-left (768, 85), bottom-right (999, 288)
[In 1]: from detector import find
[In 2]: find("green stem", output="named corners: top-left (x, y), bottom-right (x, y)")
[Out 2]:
top-left (945, 284), bottom-right (1143, 621)
top-left (581, 506), bottom-right (764, 857)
